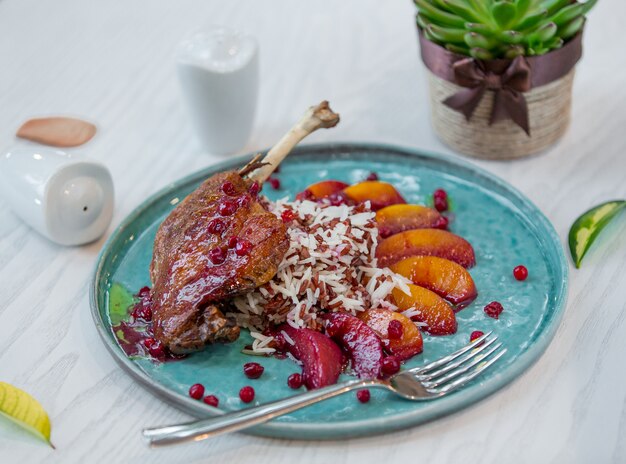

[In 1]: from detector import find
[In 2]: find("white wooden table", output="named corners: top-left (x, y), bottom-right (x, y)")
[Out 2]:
top-left (1, 1), bottom-right (625, 462)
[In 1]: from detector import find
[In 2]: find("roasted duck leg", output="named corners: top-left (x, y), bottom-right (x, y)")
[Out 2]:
top-left (151, 102), bottom-right (340, 354)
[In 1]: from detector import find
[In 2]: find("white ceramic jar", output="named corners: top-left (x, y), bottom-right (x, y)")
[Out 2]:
top-left (0, 147), bottom-right (114, 246)
top-left (176, 26), bottom-right (259, 155)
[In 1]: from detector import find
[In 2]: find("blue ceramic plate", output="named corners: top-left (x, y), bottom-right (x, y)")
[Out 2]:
top-left (90, 143), bottom-right (568, 439)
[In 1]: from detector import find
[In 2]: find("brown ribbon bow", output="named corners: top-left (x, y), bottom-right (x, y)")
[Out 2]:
top-left (443, 56), bottom-right (532, 135)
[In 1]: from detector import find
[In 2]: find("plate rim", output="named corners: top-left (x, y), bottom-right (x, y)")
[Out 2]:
top-left (90, 142), bottom-right (569, 439)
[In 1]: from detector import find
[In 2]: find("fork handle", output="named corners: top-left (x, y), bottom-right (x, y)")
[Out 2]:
top-left (143, 378), bottom-right (383, 447)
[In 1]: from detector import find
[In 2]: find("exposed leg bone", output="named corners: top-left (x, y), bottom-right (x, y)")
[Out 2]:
top-left (245, 101), bottom-right (340, 183)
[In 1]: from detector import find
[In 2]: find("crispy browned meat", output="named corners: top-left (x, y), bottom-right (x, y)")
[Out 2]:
top-left (150, 171), bottom-right (288, 354)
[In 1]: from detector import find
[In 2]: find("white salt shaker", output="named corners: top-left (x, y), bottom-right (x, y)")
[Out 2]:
top-left (0, 147), bottom-right (114, 246)
top-left (176, 26), bottom-right (259, 155)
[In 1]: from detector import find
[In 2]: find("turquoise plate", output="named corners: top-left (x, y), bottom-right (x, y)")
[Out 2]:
top-left (90, 143), bottom-right (568, 439)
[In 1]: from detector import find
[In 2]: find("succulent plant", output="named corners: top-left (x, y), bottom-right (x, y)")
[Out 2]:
top-left (415, 0), bottom-right (597, 59)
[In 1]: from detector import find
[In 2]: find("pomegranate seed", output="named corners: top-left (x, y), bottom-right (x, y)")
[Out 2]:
top-left (381, 356), bottom-right (401, 376)
top-left (379, 226), bottom-right (392, 239)
top-left (239, 386), bottom-right (255, 403)
top-left (433, 188), bottom-right (448, 212)
top-left (219, 199), bottom-right (237, 216)
top-left (366, 172), bottom-right (379, 181)
top-left (207, 218), bottom-right (226, 234)
top-left (144, 338), bottom-right (156, 349)
top-left (189, 383), bottom-right (205, 400)
top-left (297, 189), bottom-right (315, 201)
top-left (325, 319), bottom-right (342, 338)
top-left (203, 395), bottom-right (219, 407)
top-left (434, 215), bottom-right (449, 229)
top-left (148, 340), bottom-right (165, 359)
top-left (470, 330), bottom-right (484, 342)
top-left (249, 181), bottom-right (260, 196)
top-left (281, 209), bottom-right (297, 223)
top-left (269, 177), bottom-right (281, 190)
top-left (209, 247), bottom-right (226, 265)
top-left (243, 362), bottom-right (264, 379)
top-left (137, 286), bottom-right (151, 299)
top-left (235, 239), bottom-right (253, 256)
top-left (356, 389), bottom-right (370, 403)
top-left (228, 236), bottom-right (238, 248)
top-left (131, 302), bottom-right (152, 321)
top-left (328, 192), bottom-right (347, 206)
top-left (387, 320), bottom-right (403, 339)
top-left (221, 181), bottom-right (237, 196)
top-left (237, 195), bottom-right (251, 208)
top-left (287, 373), bottom-right (303, 389)
top-left (484, 301), bottom-right (504, 319)
top-left (513, 265), bottom-right (528, 281)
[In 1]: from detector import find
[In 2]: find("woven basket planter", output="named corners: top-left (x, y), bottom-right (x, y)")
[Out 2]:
top-left (418, 30), bottom-right (583, 160)
top-left (428, 69), bottom-right (575, 160)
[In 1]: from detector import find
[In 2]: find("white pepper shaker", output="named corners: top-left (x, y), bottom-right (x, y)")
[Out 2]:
top-left (0, 147), bottom-right (114, 246)
top-left (176, 26), bottom-right (259, 155)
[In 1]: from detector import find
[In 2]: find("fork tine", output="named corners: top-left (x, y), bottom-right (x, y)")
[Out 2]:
top-left (420, 342), bottom-right (503, 388)
top-left (427, 348), bottom-right (507, 396)
top-left (408, 331), bottom-right (493, 375)
top-left (415, 337), bottom-right (499, 382)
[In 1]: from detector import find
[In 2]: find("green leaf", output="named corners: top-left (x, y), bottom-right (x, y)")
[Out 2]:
top-left (464, 32), bottom-right (497, 49)
top-left (516, 8), bottom-right (548, 30)
top-left (499, 30), bottom-right (524, 44)
top-left (580, 0), bottom-right (598, 15)
top-left (428, 24), bottom-right (468, 43)
top-left (492, 1), bottom-right (518, 29)
top-left (414, 0), bottom-right (467, 27)
top-left (504, 44), bottom-right (526, 58)
top-left (466, 22), bottom-right (496, 36)
top-left (445, 43), bottom-right (472, 55)
top-left (470, 47), bottom-right (494, 59)
top-left (549, 2), bottom-right (583, 26)
top-left (559, 16), bottom-right (585, 39)
top-left (109, 283), bottom-right (135, 325)
top-left (569, 200), bottom-right (626, 268)
top-left (528, 22), bottom-right (557, 42)
top-left (442, 0), bottom-right (484, 22)
top-left (541, 0), bottom-right (572, 15)
top-left (0, 382), bottom-right (54, 448)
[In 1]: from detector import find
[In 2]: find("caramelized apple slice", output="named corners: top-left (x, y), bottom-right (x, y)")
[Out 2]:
top-left (325, 313), bottom-right (384, 379)
top-left (390, 256), bottom-right (477, 307)
top-left (343, 181), bottom-right (406, 211)
top-left (376, 229), bottom-right (476, 268)
top-left (376, 204), bottom-right (446, 237)
top-left (296, 180), bottom-right (349, 201)
top-left (392, 285), bottom-right (457, 335)
top-left (279, 325), bottom-right (343, 389)
top-left (358, 309), bottom-right (423, 361)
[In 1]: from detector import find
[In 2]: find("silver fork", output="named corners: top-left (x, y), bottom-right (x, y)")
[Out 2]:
top-left (143, 332), bottom-right (506, 447)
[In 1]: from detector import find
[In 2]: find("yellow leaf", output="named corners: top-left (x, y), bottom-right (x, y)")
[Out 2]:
top-left (0, 382), bottom-right (54, 448)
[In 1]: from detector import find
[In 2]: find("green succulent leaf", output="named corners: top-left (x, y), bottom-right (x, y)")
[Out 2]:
top-left (500, 29), bottom-right (525, 44)
top-left (446, 43), bottom-right (472, 55)
top-left (527, 22), bottom-right (557, 42)
top-left (504, 44), bottom-right (526, 58)
top-left (470, 47), bottom-right (494, 59)
top-left (442, 0), bottom-right (484, 23)
top-left (465, 22), bottom-right (495, 36)
top-left (580, 0), bottom-right (598, 15)
top-left (549, 3), bottom-right (583, 26)
top-left (569, 200), bottom-right (626, 268)
top-left (464, 32), bottom-right (497, 49)
top-left (491, 1), bottom-right (518, 29)
top-left (516, 9), bottom-right (548, 30)
top-left (428, 24), bottom-right (467, 43)
top-left (541, 0), bottom-right (572, 16)
top-left (559, 16), bottom-right (585, 39)
top-left (414, 0), bottom-right (467, 27)
top-left (515, 0), bottom-right (533, 18)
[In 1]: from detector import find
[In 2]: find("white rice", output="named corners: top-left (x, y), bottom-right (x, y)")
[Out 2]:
top-left (228, 198), bottom-right (416, 352)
